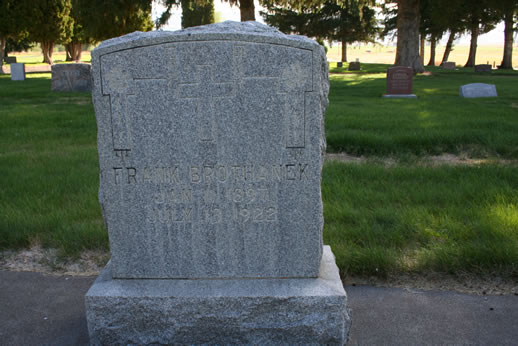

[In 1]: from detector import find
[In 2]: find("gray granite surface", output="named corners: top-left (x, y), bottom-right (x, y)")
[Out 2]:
top-left (85, 246), bottom-right (350, 345)
top-left (475, 64), bottom-right (492, 73)
top-left (51, 63), bottom-right (92, 92)
top-left (348, 61), bottom-right (360, 71)
top-left (91, 21), bottom-right (329, 279)
top-left (460, 83), bottom-right (497, 98)
top-left (4, 56), bottom-right (16, 64)
top-left (10, 63), bottom-right (25, 81)
top-left (442, 61), bottom-right (456, 70)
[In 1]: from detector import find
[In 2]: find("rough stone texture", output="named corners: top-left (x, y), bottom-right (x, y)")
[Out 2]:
top-left (460, 83), bottom-right (497, 98)
top-left (91, 21), bottom-right (328, 279)
top-left (385, 66), bottom-right (413, 96)
top-left (10, 63), bottom-right (25, 81)
top-left (4, 56), bottom-right (17, 64)
top-left (85, 246), bottom-right (350, 345)
top-left (475, 64), bottom-right (492, 73)
top-left (348, 61), bottom-right (360, 71)
top-left (51, 63), bottom-right (92, 92)
top-left (442, 61), bottom-right (456, 70)
top-left (383, 94), bottom-right (417, 99)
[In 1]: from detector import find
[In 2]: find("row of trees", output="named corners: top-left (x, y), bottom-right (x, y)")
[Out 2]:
top-left (261, 0), bottom-right (518, 72)
top-left (385, 0), bottom-right (518, 72)
top-left (1, 0), bottom-right (517, 72)
top-left (0, 0), bottom-right (153, 66)
top-left (159, 0), bottom-right (517, 72)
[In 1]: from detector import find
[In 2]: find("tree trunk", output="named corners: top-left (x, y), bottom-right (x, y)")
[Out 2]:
top-left (341, 39), bottom-right (347, 62)
top-left (66, 42), bottom-right (82, 61)
top-left (441, 31), bottom-right (455, 65)
top-left (239, 0), bottom-right (255, 21)
top-left (427, 35), bottom-right (436, 66)
top-left (0, 37), bottom-right (5, 68)
top-left (41, 41), bottom-right (54, 65)
top-left (500, 11), bottom-right (514, 69)
top-left (395, 0), bottom-right (424, 73)
top-left (420, 34), bottom-right (425, 65)
top-left (65, 44), bottom-right (73, 61)
top-left (464, 24), bottom-right (479, 67)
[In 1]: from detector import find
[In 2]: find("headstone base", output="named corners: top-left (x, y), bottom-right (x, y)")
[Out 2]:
top-left (85, 246), bottom-right (350, 345)
top-left (383, 94), bottom-right (417, 98)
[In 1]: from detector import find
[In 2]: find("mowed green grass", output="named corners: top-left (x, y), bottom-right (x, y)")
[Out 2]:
top-left (1, 70), bottom-right (517, 279)
top-left (0, 73), bottom-right (107, 257)
top-left (327, 63), bottom-right (518, 158)
top-left (323, 162), bottom-right (518, 278)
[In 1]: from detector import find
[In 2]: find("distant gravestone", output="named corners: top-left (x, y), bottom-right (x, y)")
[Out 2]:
top-left (384, 66), bottom-right (416, 98)
top-left (85, 21), bottom-right (350, 345)
top-left (475, 64), bottom-right (492, 73)
top-left (460, 83), bottom-right (497, 98)
top-left (442, 61), bottom-right (456, 70)
top-left (51, 63), bottom-right (92, 92)
top-left (4, 56), bottom-right (17, 64)
top-left (10, 63), bottom-right (25, 81)
top-left (337, 61), bottom-right (343, 67)
top-left (349, 61), bottom-right (361, 71)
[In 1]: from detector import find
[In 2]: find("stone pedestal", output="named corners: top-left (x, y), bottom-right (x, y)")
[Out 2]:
top-left (86, 246), bottom-right (350, 345)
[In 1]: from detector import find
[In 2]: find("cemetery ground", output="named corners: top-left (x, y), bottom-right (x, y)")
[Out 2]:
top-left (1, 66), bottom-right (518, 295)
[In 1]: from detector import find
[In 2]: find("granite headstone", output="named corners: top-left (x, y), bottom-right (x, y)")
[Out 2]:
top-left (349, 61), bottom-right (361, 71)
top-left (85, 21), bottom-right (350, 345)
top-left (460, 83), bottom-right (497, 98)
top-left (4, 56), bottom-right (17, 64)
top-left (337, 61), bottom-right (343, 67)
top-left (384, 66), bottom-right (416, 98)
top-left (442, 61), bottom-right (456, 70)
top-left (51, 63), bottom-right (92, 92)
top-left (10, 63), bottom-right (25, 81)
top-left (475, 64), bottom-right (492, 73)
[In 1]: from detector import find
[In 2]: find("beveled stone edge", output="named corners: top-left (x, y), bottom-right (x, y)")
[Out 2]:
top-left (86, 245), bottom-right (345, 299)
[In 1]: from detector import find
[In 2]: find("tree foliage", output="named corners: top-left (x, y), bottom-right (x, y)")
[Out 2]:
top-left (492, 0), bottom-right (518, 69)
top-left (182, 0), bottom-right (215, 28)
top-left (0, 0), bottom-right (29, 66)
top-left (27, 0), bottom-right (74, 64)
top-left (157, 0), bottom-right (254, 24)
top-left (262, 0), bottom-right (378, 62)
top-left (75, 0), bottom-right (153, 42)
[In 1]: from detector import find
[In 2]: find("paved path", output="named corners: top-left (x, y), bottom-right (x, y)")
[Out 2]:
top-left (1, 270), bottom-right (517, 345)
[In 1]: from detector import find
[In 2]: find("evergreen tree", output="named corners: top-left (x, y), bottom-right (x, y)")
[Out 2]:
top-left (494, 0), bottom-right (518, 69)
top-left (182, 0), bottom-right (214, 28)
top-left (263, 0), bottom-right (378, 62)
top-left (460, 0), bottom-right (499, 67)
top-left (0, 0), bottom-right (29, 67)
top-left (76, 0), bottom-right (153, 42)
top-left (27, 0), bottom-right (74, 64)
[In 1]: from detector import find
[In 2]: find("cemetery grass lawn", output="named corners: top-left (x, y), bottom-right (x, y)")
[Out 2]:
top-left (323, 161), bottom-right (518, 279)
top-left (327, 63), bottom-right (518, 159)
top-left (0, 73), bottom-right (107, 258)
top-left (1, 69), bottom-right (517, 281)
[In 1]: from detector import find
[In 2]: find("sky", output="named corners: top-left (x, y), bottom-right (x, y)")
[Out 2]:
top-left (152, 0), bottom-right (508, 46)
